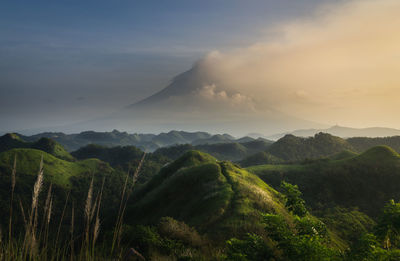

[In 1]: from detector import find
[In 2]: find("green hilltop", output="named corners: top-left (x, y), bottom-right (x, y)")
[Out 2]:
top-left (0, 133), bottom-right (74, 161)
top-left (0, 148), bottom-right (111, 187)
top-left (126, 150), bottom-right (342, 248)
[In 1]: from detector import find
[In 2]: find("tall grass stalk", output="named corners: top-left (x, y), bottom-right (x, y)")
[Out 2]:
top-left (8, 154), bottom-right (17, 255)
top-left (81, 175), bottom-right (94, 259)
top-left (2, 151), bottom-right (145, 260)
top-left (55, 190), bottom-right (70, 250)
top-left (111, 152), bottom-right (146, 256)
top-left (92, 177), bottom-right (105, 257)
top-left (23, 155), bottom-right (44, 259)
top-left (70, 202), bottom-right (75, 261)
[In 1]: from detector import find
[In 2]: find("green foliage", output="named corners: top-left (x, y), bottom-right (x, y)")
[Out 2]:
top-left (295, 216), bottom-right (328, 239)
top-left (225, 234), bottom-right (272, 261)
top-left (330, 150), bottom-right (358, 160)
top-left (266, 132), bottom-right (354, 162)
top-left (263, 214), bottom-right (292, 242)
top-left (154, 139), bottom-right (272, 162)
top-left (345, 233), bottom-right (381, 261)
top-left (263, 213), bottom-right (336, 261)
top-left (72, 144), bottom-right (169, 184)
top-left (239, 152), bottom-right (283, 167)
top-left (6, 144), bottom-right (400, 260)
top-left (123, 220), bottom-right (206, 260)
top-left (0, 148), bottom-right (109, 186)
top-left (157, 217), bottom-right (203, 247)
top-left (31, 137), bottom-right (75, 161)
top-left (0, 134), bottom-right (74, 161)
top-left (280, 181), bottom-right (307, 217)
top-left (319, 207), bottom-right (376, 245)
top-left (127, 150), bottom-right (291, 244)
top-left (248, 145), bottom-right (400, 218)
top-left (375, 200), bottom-right (400, 249)
top-left (348, 136), bottom-right (400, 154)
top-left (0, 133), bottom-right (27, 152)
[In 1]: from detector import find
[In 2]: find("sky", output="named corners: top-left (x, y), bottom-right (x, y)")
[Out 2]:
top-left (1, 0), bottom-right (399, 134)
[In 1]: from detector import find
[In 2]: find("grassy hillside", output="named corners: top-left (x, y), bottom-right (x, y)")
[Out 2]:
top-left (0, 134), bottom-right (74, 161)
top-left (31, 137), bottom-right (75, 161)
top-left (240, 151), bottom-right (283, 167)
top-left (0, 148), bottom-right (109, 187)
top-left (152, 139), bottom-right (273, 162)
top-left (72, 144), bottom-right (169, 184)
top-left (240, 132), bottom-right (356, 166)
top-left (128, 151), bottom-right (303, 241)
top-left (247, 145), bottom-right (400, 217)
top-left (266, 132), bottom-right (354, 162)
top-left (0, 133), bottom-right (27, 151)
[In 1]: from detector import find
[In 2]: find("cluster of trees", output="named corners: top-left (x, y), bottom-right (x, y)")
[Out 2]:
top-left (226, 182), bottom-right (400, 261)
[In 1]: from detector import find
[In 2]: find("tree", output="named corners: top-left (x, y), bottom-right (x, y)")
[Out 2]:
top-left (375, 200), bottom-right (400, 249)
top-left (225, 234), bottom-right (272, 261)
top-left (280, 181), bottom-right (307, 217)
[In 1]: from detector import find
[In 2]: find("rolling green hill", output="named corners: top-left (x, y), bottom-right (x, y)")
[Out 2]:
top-left (247, 145), bottom-right (400, 217)
top-left (0, 133), bottom-right (27, 151)
top-left (127, 150), bottom-right (341, 247)
top-left (0, 148), bottom-right (110, 187)
top-left (152, 139), bottom-right (273, 162)
top-left (0, 133), bottom-right (74, 161)
top-left (240, 151), bottom-right (283, 167)
top-left (266, 132), bottom-right (354, 162)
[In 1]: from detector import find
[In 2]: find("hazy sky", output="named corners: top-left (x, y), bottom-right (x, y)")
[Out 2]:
top-left (2, 0), bottom-right (399, 134)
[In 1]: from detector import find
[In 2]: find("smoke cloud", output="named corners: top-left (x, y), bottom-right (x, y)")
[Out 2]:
top-left (190, 0), bottom-right (400, 128)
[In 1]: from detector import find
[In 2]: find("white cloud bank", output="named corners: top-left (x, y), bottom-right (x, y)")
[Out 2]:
top-left (190, 0), bottom-right (400, 128)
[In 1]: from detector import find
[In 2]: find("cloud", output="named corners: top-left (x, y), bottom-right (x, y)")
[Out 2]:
top-left (190, 0), bottom-right (400, 128)
top-left (195, 84), bottom-right (256, 110)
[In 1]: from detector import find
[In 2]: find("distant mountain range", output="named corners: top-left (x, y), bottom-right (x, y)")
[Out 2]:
top-left (267, 125), bottom-right (400, 140)
top-left (11, 129), bottom-right (272, 152)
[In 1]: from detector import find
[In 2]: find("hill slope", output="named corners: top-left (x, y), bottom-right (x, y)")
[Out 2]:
top-left (0, 148), bottom-right (110, 186)
top-left (127, 151), bottom-right (290, 240)
top-left (266, 132), bottom-right (354, 162)
top-left (248, 145), bottom-right (400, 217)
top-left (0, 134), bottom-right (74, 161)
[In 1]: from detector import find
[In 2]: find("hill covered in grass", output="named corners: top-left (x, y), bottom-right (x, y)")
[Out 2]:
top-left (152, 138), bottom-right (273, 162)
top-left (128, 151), bottom-right (290, 238)
top-left (0, 148), bottom-right (112, 187)
top-left (0, 147), bottom-right (128, 238)
top-left (125, 150), bottom-right (353, 251)
top-left (71, 144), bottom-right (170, 185)
top-left (247, 145), bottom-right (400, 217)
top-left (0, 133), bottom-right (74, 161)
top-left (266, 132), bottom-right (354, 162)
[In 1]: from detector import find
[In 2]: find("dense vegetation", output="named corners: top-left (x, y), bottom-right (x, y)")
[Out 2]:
top-left (2, 131), bottom-right (400, 260)
top-left (347, 136), bottom-right (400, 153)
top-left (247, 145), bottom-right (400, 218)
top-left (0, 133), bottom-right (74, 161)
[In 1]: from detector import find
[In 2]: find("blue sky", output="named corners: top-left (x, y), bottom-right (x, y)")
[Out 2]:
top-left (0, 0), bottom-right (341, 132)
